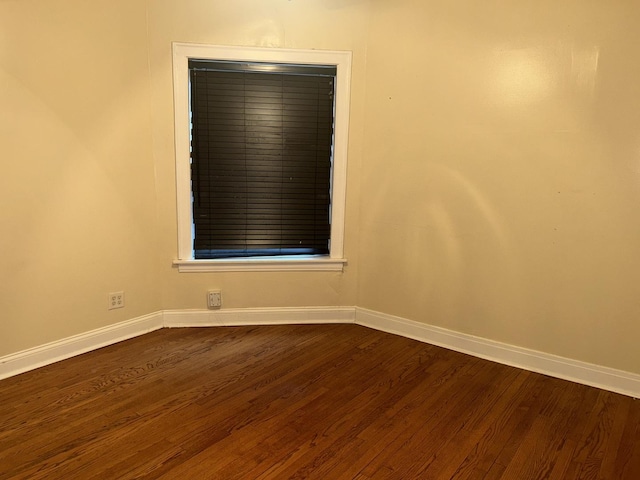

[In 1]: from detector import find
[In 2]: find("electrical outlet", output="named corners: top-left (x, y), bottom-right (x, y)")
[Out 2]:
top-left (207, 290), bottom-right (222, 308)
top-left (108, 291), bottom-right (125, 310)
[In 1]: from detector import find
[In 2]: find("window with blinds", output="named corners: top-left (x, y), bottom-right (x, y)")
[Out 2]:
top-left (189, 60), bottom-right (336, 260)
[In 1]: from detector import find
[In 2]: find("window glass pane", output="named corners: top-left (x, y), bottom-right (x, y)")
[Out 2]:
top-left (189, 63), bottom-right (335, 260)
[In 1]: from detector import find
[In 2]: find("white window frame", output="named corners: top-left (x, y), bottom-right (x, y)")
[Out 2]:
top-left (171, 43), bottom-right (351, 272)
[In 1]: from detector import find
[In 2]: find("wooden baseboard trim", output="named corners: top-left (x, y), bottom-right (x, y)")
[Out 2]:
top-left (0, 308), bottom-right (354, 380)
top-left (355, 307), bottom-right (640, 398)
top-left (0, 312), bottom-right (163, 381)
top-left (2, 306), bottom-right (638, 398)
top-left (163, 306), bottom-right (356, 328)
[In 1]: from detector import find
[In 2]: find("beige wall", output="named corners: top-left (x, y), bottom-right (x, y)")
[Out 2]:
top-left (2, 0), bottom-right (640, 375)
top-left (359, 0), bottom-right (640, 373)
top-left (147, 0), bottom-right (366, 310)
top-left (0, 0), bottom-right (160, 356)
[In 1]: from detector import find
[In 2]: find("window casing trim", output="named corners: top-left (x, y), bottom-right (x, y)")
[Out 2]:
top-left (172, 256), bottom-right (347, 273)
top-left (172, 43), bottom-right (351, 272)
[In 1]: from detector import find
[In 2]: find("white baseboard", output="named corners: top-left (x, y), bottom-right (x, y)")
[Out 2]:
top-left (0, 312), bottom-right (164, 381)
top-left (355, 307), bottom-right (640, 399)
top-left (2, 306), bottom-right (639, 398)
top-left (163, 306), bottom-right (356, 328)
top-left (0, 308), bottom-right (354, 380)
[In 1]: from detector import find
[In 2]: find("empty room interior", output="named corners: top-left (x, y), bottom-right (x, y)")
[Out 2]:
top-left (2, 0), bottom-right (640, 478)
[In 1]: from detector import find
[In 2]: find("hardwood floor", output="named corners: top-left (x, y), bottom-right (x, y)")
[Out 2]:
top-left (1, 324), bottom-right (639, 479)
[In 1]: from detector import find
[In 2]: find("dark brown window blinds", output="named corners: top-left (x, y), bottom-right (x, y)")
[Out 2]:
top-left (189, 60), bottom-right (336, 259)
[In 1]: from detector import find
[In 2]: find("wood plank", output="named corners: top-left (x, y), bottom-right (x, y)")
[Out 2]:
top-left (1, 325), bottom-right (639, 479)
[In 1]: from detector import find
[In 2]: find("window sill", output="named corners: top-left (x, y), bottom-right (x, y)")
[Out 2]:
top-left (173, 256), bottom-right (347, 272)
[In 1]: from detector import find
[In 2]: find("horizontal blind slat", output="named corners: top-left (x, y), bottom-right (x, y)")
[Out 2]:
top-left (190, 64), bottom-right (333, 259)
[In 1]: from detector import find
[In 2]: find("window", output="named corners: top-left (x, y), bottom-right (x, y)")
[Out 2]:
top-left (189, 60), bottom-right (335, 260)
top-left (172, 44), bottom-right (351, 272)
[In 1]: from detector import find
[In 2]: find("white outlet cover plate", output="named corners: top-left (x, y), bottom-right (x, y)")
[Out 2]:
top-left (207, 291), bottom-right (221, 308)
